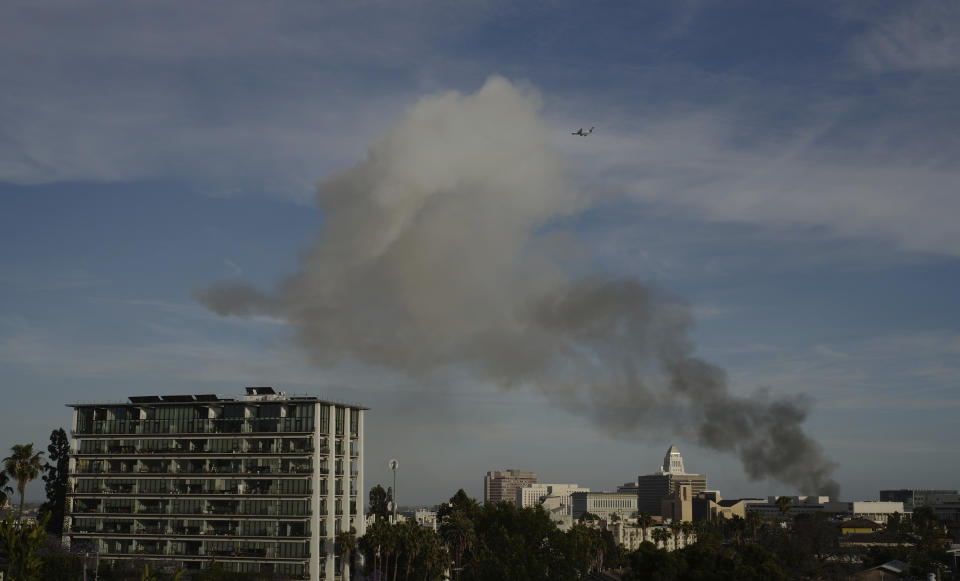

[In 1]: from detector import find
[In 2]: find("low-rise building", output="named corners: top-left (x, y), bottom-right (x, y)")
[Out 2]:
top-left (571, 491), bottom-right (637, 521)
top-left (748, 497), bottom-right (904, 524)
top-left (515, 483), bottom-right (588, 515)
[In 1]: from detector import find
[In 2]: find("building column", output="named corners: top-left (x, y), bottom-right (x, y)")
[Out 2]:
top-left (325, 404), bottom-right (336, 581)
top-left (354, 410), bottom-right (365, 575)
top-left (342, 409), bottom-right (351, 581)
top-left (310, 403), bottom-right (323, 581)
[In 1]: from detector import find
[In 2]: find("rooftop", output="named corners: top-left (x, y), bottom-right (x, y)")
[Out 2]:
top-left (67, 387), bottom-right (368, 410)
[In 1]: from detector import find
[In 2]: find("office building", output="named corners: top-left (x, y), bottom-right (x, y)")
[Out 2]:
top-left (636, 446), bottom-right (707, 516)
top-left (483, 469), bottom-right (538, 504)
top-left (64, 387), bottom-right (365, 581)
top-left (661, 484), bottom-right (693, 523)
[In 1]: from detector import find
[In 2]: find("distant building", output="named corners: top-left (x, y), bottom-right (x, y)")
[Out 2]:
top-left (636, 446), bottom-right (707, 516)
top-left (413, 508), bottom-right (438, 531)
top-left (64, 388), bottom-right (366, 581)
top-left (692, 492), bottom-right (764, 522)
top-left (879, 489), bottom-right (959, 511)
top-left (661, 484), bottom-right (693, 523)
top-left (571, 491), bottom-right (638, 521)
top-left (610, 521), bottom-right (693, 551)
top-left (515, 483), bottom-right (587, 515)
top-left (483, 469), bottom-right (538, 504)
top-left (748, 496), bottom-right (904, 524)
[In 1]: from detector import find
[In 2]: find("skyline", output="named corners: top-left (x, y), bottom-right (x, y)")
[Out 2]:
top-left (3, 1), bottom-right (960, 504)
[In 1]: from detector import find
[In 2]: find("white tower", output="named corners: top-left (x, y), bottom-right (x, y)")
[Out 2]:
top-left (661, 445), bottom-right (686, 475)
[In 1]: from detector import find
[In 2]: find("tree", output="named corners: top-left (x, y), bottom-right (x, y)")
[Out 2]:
top-left (439, 510), bottom-right (474, 581)
top-left (746, 509), bottom-right (763, 541)
top-left (680, 521), bottom-right (695, 546)
top-left (437, 489), bottom-right (479, 524)
top-left (369, 484), bottom-right (391, 522)
top-left (40, 429), bottom-right (70, 537)
top-left (0, 513), bottom-right (48, 581)
top-left (651, 527), bottom-right (670, 549)
top-left (3, 444), bottom-right (45, 521)
top-left (775, 496), bottom-right (793, 521)
top-left (637, 513), bottom-right (653, 544)
top-left (0, 471), bottom-right (13, 511)
top-left (669, 522), bottom-right (682, 550)
top-left (336, 530), bottom-right (356, 579)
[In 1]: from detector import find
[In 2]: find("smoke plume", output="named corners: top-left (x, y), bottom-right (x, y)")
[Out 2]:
top-left (197, 76), bottom-right (839, 495)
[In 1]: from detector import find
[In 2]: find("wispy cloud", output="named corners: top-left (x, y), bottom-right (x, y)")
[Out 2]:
top-left (849, 2), bottom-right (960, 73)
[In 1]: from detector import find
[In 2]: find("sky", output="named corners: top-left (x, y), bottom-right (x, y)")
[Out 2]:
top-left (2, 1), bottom-right (959, 506)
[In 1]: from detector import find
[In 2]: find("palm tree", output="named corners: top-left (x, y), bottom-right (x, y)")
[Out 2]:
top-left (669, 521), bottom-right (683, 550)
top-left (3, 443), bottom-right (44, 521)
top-left (637, 512), bottom-right (653, 544)
top-left (775, 496), bottom-right (793, 521)
top-left (746, 509), bottom-right (763, 541)
top-left (336, 530), bottom-right (356, 579)
top-left (439, 511), bottom-right (474, 581)
top-left (0, 471), bottom-right (14, 511)
top-left (680, 521), bottom-right (694, 547)
top-left (651, 528), bottom-right (670, 549)
top-left (401, 520), bottom-right (423, 581)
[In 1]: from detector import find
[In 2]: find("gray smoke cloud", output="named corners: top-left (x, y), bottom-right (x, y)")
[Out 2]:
top-left (197, 76), bottom-right (839, 496)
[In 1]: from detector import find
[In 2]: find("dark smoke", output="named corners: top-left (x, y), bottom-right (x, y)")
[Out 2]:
top-left (196, 76), bottom-right (839, 496)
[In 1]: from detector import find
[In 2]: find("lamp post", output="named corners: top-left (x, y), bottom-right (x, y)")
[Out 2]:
top-left (389, 459), bottom-right (399, 524)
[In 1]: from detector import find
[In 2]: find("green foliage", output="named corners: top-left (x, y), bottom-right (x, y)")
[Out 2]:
top-left (0, 471), bottom-right (13, 510)
top-left (192, 562), bottom-right (258, 581)
top-left (369, 484), bottom-right (391, 522)
top-left (774, 496), bottom-right (793, 520)
top-left (359, 517), bottom-right (449, 581)
top-left (39, 429), bottom-right (70, 537)
top-left (37, 535), bottom-right (83, 581)
top-left (622, 533), bottom-right (786, 581)
top-left (460, 502), bottom-right (574, 581)
top-left (3, 444), bottom-right (45, 521)
top-left (437, 488), bottom-right (479, 523)
top-left (0, 514), bottom-right (49, 581)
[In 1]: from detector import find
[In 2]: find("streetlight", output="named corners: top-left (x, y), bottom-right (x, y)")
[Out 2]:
top-left (389, 459), bottom-right (399, 524)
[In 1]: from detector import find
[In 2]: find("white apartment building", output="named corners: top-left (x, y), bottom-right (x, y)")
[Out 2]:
top-left (65, 388), bottom-right (365, 581)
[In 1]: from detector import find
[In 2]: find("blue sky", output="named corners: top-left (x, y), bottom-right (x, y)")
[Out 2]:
top-left (2, 1), bottom-right (959, 505)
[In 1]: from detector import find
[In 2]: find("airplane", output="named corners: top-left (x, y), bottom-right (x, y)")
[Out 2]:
top-left (571, 126), bottom-right (594, 137)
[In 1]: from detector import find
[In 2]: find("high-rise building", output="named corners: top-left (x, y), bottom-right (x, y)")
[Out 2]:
top-left (64, 387), bottom-right (366, 581)
top-left (636, 445), bottom-right (707, 516)
top-left (483, 469), bottom-right (538, 504)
